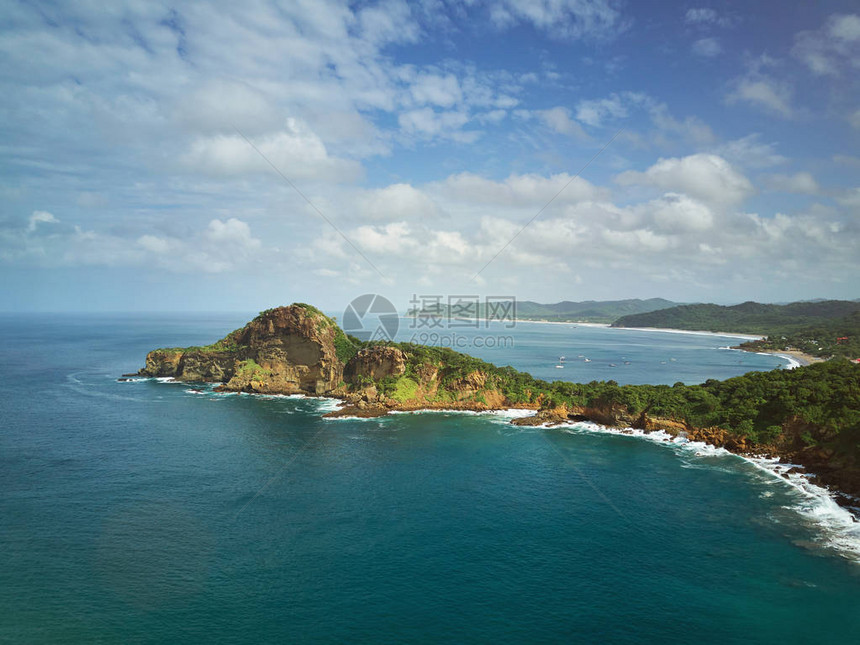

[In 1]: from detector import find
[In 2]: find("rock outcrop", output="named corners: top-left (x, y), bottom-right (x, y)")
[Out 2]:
top-left (133, 303), bottom-right (860, 502)
top-left (344, 346), bottom-right (407, 383)
top-left (138, 304), bottom-right (344, 395)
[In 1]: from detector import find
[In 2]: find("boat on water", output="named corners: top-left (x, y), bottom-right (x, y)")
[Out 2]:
top-left (555, 365), bottom-right (564, 369)
top-left (584, 358), bottom-right (591, 362)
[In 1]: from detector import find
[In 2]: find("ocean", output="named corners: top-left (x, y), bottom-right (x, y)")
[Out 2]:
top-left (1, 313), bottom-right (858, 643)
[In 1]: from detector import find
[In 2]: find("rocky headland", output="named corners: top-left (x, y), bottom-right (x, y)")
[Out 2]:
top-left (136, 304), bottom-right (860, 502)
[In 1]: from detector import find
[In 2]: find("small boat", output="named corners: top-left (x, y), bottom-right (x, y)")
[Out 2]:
top-left (584, 358), bottom-right (591, 362)
top-left (555, 364), bottom-right (564, 369)
top-left (624, 361), bottom-right (631, 365)
top-left (559, 356), bottom-right (566, 362)
top-left (608, 363), bottom-right (617, 367)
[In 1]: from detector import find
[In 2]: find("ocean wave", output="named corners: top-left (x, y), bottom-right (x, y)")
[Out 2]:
top-left (556, 421), bottom-right (860, 563)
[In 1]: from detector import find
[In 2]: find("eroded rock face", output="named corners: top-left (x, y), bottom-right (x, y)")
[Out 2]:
top-left (138, 305), bottom-right (343, 395)
top-left (343, 346), bottom-right (407, 383)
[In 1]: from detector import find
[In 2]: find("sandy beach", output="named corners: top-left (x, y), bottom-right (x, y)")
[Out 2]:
top-left (751, 348), bottom-right (824, 367)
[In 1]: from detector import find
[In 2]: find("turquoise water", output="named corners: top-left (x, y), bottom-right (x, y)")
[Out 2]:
top-left (395, 317), bottom-right (789, 385)
top-left (2, 313), bottom-right (859, 643)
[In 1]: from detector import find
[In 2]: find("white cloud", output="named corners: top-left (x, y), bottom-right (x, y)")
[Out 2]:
top-left (685, 8), bottom-right (718, 25)
top-left (648, 103), bottom-right (714, 145)
top-left (180, 119), bottom-right (363, 182)
top-left (408, 73), bottom-right (463, 108)
top-left (649, 193), bottom-right (714, 232)
top-left (536, 106), bottom-right (588, 137)
top-left (761, 172), bottom-right (820, 195)
top-left (27, 211), bottom-right (59, 232)
top-left (793, 13), bottom-right (860, 76)
top-left (398, 107), bottom-right (476, 141)
top-left (356, 0), bottom-right (420, 45)
top-left (434, 171), bottom-right (609, 207)
top-left (571, 92), bottom-right (713, 145)
top-left (488, 0), bottom-right (627, 40)
top-left (575, 94), bottom-right (628, 127)
top-left (712, 134), bottom-right (787, 169)
top-left (837, 188), bottom-right (860, 209)
top-left (726, 74), bottom-right (793, 117)
top-left (133, 218), bottom-right (261, 273)
top-left (356, 184), bottom-right (443, 221)
top-left (692, 37), bottom-right (722, 57)
top-left (615, 154), bottom-right (754, 206)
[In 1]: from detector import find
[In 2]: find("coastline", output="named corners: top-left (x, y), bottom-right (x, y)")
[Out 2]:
top-left (132, 374), bottom-right (860, 561)
top-left (149, 377), bottom-right (860, 560)
top-left (752, 348), bottom-right (824, 367)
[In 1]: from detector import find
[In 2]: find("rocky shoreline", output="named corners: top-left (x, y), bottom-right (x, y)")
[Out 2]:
top-left (323, 396), bottom-right (859, 508)
top-left (134, 304), bottom-right (860, 506)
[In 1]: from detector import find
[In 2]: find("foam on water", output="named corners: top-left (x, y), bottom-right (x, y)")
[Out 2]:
top-left (131, 376), bottom-right (860, 561)
top-left (557, 420), bottom-right (860, 562)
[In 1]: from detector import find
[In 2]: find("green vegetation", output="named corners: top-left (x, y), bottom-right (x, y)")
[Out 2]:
top-left (235, 358), bottom-right (272, 380)
top-left (373, 339), bottom-right (860, 456)
top-left (738, 312), bottom-right (860, 359)
top-left (333, 327), bottom-right (362, 363)
top-left (612, 300), bottom-right (860, 335)
top-left (389, 376), bottom-right (420, 402)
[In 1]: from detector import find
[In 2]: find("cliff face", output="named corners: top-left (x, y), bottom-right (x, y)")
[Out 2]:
top-left (139, 305), bottom-right (344, 395)
top-left (344, 346), bottom-right (407, 383)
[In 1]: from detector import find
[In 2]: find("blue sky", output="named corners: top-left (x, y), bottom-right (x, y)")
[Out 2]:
top-left (1, 0), bottom-right (859, 312)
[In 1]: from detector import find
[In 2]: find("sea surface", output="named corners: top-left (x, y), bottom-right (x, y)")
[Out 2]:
top-left (2, 312), bottom-right (859, 644)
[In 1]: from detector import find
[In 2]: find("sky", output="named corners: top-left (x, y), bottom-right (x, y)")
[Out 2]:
top-left (1, 0), bottom-right (859, 313)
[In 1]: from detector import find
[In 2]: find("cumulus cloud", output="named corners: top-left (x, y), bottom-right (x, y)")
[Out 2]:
top-left (180, 120), bottom-right (363, 182)
top-left (356, 184), bottom-right (443, 221)
top-left (134, 218), bottom-right (262, 272)
top-left (433, 172), bottom-right (609, 207)
top-left (308, 178), bottom-right (857, 298)
top-left (615, 154), bottom-right (754, 206)
top-left (648, 193), bottom-right (714, 232)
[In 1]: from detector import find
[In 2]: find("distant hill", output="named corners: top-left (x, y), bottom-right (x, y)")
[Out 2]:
top-left (408, 298), bottom-right (679, 324)
top-left (612, 300), bottom-right (860, 336)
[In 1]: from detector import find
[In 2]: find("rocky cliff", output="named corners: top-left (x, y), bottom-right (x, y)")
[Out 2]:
top-left (138, 304), bottom-right (344, 395)
top-left (135, 304), bottom-right (860, 501)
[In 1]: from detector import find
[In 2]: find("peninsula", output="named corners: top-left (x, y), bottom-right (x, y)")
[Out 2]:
top-left (136, 304), bottom-right (860, 502)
